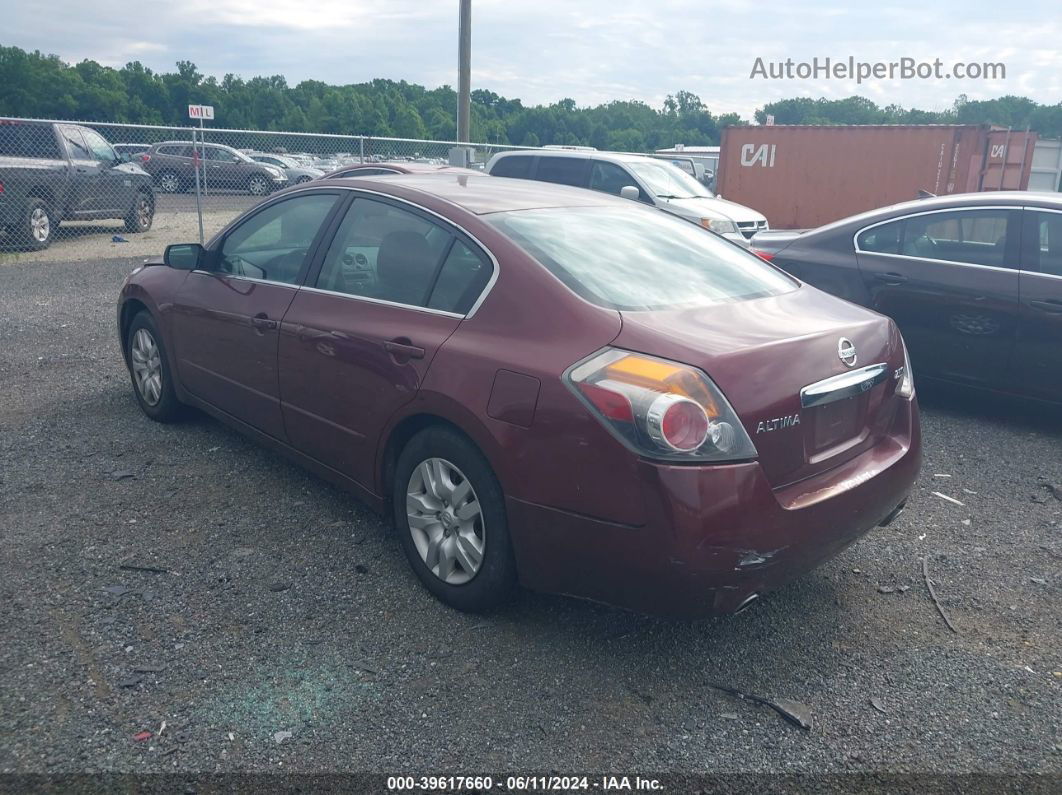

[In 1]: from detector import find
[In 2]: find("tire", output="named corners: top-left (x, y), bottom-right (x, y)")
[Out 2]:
top-left (156, 171), bottom-right (182, 193)
top-left (247, 174), bottom-right (270, 196)
top-left (393, 426), bottom-right (517, 612)
top-left (123, 191), bottom-right (154, 233)
top-left (125, 311), bottom-right (184, 423)
top-left (18, 198), bottom-right (55, 250)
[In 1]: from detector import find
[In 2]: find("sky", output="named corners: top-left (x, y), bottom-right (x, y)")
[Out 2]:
top-left (4, 0), bottom-right (1060, 119)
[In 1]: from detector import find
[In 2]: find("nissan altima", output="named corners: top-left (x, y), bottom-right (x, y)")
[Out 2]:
top-left (117, 175), bottom-right (921, 616)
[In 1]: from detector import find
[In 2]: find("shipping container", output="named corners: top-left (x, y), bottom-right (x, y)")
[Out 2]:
top-left (717, 125), bottom-right (1038, 229)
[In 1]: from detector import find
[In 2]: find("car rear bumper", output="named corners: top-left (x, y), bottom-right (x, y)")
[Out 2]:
top-left (508, 399), bottom-right (921, 617)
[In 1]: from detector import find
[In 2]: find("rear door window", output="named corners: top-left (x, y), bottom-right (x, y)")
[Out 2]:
top-left (316, 198), bottom-right (452, 307)
top-left (534, 156), bottom-right (589, 187)
top-left (901, 209), bottom-right (1015, 267)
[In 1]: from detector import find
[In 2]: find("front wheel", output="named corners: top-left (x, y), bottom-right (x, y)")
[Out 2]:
top-left (393, 426), bottom-right (517, 612)
top-left (125, 311), bottom-right (183, 422)
top-left (247, 175), bottom-right (270, 196)
top-left (124, 191), bottom-right (154, 233)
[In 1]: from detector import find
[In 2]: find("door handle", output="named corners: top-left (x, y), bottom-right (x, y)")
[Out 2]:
top-left (296, 325), bottom-right (346, 342)
top-left (873, 272), bottom-right (908, 285)
top-left (384, 339), bottom-right (425, 359)
top-left (251, 313), bottom-right (277, 331)
top-left (1029, 299), bottom-right (1062, 314)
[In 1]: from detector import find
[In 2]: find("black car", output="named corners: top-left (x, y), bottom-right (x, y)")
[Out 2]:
top-left (0, 120), bottom-right (155, 250)
top-left (751, 192), bottom-right (1062, 404)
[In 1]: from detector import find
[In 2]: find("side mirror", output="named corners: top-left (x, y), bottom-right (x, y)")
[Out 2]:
top-left (164, 243), bottom-right (204, 270)
top-left (619, 185), bottom-right (640, 201)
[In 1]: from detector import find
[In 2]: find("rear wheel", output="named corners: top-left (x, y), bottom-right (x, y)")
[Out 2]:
top-left (393, 426), bottom-right (517, 612)
top-left (124, 191), bottom-right (154, 233)
top-left (247, 175), bottom-right (269, 196)
top-left (18, 199), bottom-right (55, 250)
top-left (125, 311), bottom-right (183, 422)
top-left (156, 171), bottom-right (181, 193)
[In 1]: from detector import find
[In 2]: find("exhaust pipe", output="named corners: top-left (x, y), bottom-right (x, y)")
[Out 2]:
top-left (878, 500), bottom-right (907, 527)
top-left (733, 593), bottom-right (760, 615)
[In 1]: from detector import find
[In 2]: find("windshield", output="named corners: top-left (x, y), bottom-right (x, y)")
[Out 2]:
top-left (488, 205), bottom-right (795, 311)
top-left (626, 160), bottom-right (712, 199)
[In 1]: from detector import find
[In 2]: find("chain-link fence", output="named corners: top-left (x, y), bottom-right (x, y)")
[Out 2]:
top-left (0, 116), bottom-right (533, 262)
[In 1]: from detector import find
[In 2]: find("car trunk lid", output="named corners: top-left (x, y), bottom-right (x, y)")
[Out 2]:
top-left (615, 285), bottom-right (904, 488)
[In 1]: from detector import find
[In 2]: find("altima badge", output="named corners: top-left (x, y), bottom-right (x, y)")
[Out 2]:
top-left (838, 337), bottom-right (857, 367)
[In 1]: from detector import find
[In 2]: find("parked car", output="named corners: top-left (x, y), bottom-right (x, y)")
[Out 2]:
top-left (113, 143), bottom-right (151, 161)
top-left (0, 120), bottom-right (154, 250)
top-left (245, 151), bottom-right (324, 183)
top-left (319, 161), bottom-right (482, 179)
top-left (137, 142), bottom-right (288, 195)
top-left (118, 174), bottom-right (920, 616)
top-left (751, 192), bottom-right (1062, 404)
top-left (485, 149), bottom-right (766, 245)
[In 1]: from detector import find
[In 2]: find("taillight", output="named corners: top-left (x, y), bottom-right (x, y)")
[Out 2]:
top-left (752, 249), bottom-right (773, 261)
top-left (139, 154), bottom-right (151, 163)
top-left (566, 348), bottom-right (757, 462)
top-left (0, 181), bottom-right (4, 194)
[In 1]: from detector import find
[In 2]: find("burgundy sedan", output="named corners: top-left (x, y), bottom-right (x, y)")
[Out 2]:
top-left (118, 175), bottom-right (921, 616)
top-left (320, 161), bottom-right (482, 179)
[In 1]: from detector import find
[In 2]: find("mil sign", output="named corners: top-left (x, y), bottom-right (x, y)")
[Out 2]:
top-left (187, 104), bottom-right (215, 121)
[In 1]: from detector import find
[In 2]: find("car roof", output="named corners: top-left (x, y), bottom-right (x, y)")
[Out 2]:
top-left (492, 149), bottom-right (667, 166)
top-left (815, 190), bottom-right (1062, 234)
top-left (316, 173), bottom-right (621, 214)
top-left (331, 162), bottom-right (480, 175)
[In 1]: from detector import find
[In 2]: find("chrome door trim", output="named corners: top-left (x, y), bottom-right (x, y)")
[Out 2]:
top-left (297, 285), bottom-right (465, 319)
top-left (801, 363), bottom-right (889, 408)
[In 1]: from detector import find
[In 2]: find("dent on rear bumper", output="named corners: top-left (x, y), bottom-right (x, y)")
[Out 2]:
top-left (508, 400), bottom-right (921, 617)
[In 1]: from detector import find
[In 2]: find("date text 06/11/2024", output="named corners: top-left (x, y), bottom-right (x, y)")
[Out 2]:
top-left (385, 775), bottom-right (663, 791)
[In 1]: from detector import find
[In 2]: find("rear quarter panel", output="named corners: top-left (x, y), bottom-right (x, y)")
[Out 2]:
top-left (773, 226), bottom-right (871, 306)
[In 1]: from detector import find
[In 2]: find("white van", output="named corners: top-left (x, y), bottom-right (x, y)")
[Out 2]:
top-left (485, 149), bottom-right (767, 246)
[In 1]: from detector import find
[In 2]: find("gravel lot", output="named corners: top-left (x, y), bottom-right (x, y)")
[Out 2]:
top-left (0, 193), bottom-right (255, 266)
top-left (1, 255), bottom-right (1060, 779)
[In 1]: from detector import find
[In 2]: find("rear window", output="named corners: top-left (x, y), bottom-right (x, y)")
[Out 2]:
top-left (490, 155), bottom-right (533, 179)
top-left (488, 205), bottom-right (796, 311)
top-left (0, 123), bottom-right (61, 159)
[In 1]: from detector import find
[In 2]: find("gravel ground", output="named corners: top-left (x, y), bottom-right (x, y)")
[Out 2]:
top-left (1, 255), bottom-right (1060, 779)
top-left (0, 193), bottom-right (255, 266)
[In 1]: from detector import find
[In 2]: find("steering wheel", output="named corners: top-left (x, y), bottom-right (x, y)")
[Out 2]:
top-left (259, 248), bottom-right (307, 281)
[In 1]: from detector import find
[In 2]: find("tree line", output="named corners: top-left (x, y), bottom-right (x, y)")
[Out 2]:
top-left (1, 45), bottom-right (1060, 148)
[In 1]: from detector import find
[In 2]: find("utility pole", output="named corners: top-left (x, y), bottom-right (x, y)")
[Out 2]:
top-left (457, 0), bottom-right (471, 143)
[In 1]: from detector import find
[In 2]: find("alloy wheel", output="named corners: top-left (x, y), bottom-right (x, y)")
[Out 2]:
top-left (248, 176), bottom-right (268, 195)
top-left (159, 173), bottom-right (180, 193)
top-left (130, 328), bottom-right (163, 406)
top-left (406, 457), bottom-right (485, 585)
top-left (30, 207), bottom-right (50, 243)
